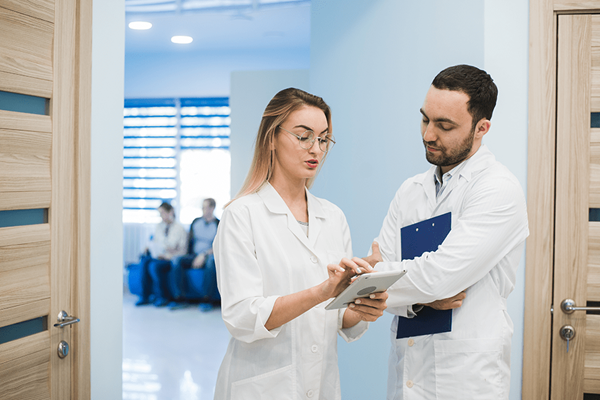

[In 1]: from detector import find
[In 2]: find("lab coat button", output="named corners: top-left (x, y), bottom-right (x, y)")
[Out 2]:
top-left (311, 345), bottom-right (318, 353)
top-left (408, 338), bottom-right (415, 347)
top-left (406, 380), bottom-right (414, 388)
top-left (310, 256), bottom-right (318, 263)
top-left (307, 389), bottom-right (314, 397)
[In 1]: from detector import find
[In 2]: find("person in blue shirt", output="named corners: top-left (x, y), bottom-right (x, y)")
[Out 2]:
top-left (169, 198), bottom-right (220, 311)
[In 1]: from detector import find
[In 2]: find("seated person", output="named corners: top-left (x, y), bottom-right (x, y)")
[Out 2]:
top-left (169, 198), bottom-right (219, 311)
top-left (136, 202), bottom-right (187, 307)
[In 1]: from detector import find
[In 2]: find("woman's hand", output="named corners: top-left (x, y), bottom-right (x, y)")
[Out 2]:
top-left (317, 257), bottom-right (374, 303)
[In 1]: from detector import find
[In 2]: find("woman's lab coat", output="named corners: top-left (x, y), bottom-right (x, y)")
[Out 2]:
top-left (375, 145), bottom-right (529, 400)
top-left (213, 183), bottom-right (368, 400)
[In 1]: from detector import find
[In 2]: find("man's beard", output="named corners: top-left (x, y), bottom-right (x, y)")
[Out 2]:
top-left (424, 128), bottom-right (475, 168)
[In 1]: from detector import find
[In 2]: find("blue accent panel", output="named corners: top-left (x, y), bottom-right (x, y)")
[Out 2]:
top-left (180, 97), bottom-right (229, 107)
top-left (180, 146), bottom-right (230, 150)
top-left (590, 209), bottom-right (600, 221)
top-left (124, 98), bottom-right (176, 108)
top-left (180, 125), bottom-right (230, 129)
top-left (124, 126), bottom-right (176, 129)
top-left (592, 113), bottom-right (600, 128)
top-left (0, 317), bottom-right (47, 345)
top-left (0, 91), bottom-right (48, 115)
top-left (0, 209), bottom-right (47, 228)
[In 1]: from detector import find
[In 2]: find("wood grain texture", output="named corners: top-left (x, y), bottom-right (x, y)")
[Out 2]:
top-left (72, 0), bottom-right (93, 398)
top-left (554, 1), bottom-right (600, 11)
top-left (0, 331), bottom-right (49, 365)
top-left (0, 7), bottom-right (53, 86)
top-left (0, 127), bottom-right (51, 204)
top-left (0, 343), bottom-right (50, 400)
top-left (0, 0), bottom-right (54, 23)
top-left (0, 264), bottom-right (50, 313)
top-left (589, 222), bottom-right (600, 300)
top-left (0, 240), bottom-right (49, 274)
top-left (0, 109), bottom-right (51, 132)
top-left (0, 224), bottom-right (50, 247)
top-left (590, 129), bottom-right (600, 206)
top-left (523, 0), bottom-right (556, 398)
top-left (585, 351), bottom-right (600, 392)
top-left (0, 299), bottom-right (49, 329)
top-left (51, 0), bottom-right (78, 398)
top-left (0, 191), bottom-right (50, 211)
top-left (552, 14), bottom-right (591, 400)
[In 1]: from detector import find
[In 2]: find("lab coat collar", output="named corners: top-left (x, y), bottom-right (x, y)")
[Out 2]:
top-left (414, 144), bottom-right (496, 209)
top-left (257, 182), bottom-right (326, 254)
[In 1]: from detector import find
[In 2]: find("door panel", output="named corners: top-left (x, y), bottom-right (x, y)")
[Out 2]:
top-left (0, 0), bottom-right (91, 398)
top-left (554, 13), bottom-right (600, 399)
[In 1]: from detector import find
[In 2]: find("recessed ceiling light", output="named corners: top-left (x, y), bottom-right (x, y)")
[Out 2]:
top-left (129, 21), bottom-right (152, 30)
top-left (171, 36), bottom-right (193, 44)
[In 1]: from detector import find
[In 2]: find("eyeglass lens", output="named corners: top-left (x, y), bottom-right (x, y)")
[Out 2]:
top-left (298, 130), bottom-right (333, 152)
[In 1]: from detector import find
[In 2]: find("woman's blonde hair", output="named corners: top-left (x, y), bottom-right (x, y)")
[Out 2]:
top-left (227, 88), bottom-right (332, 206)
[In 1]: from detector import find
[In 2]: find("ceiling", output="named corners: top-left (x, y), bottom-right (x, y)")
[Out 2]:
top-left (125, 0), bottom-right (311, 53)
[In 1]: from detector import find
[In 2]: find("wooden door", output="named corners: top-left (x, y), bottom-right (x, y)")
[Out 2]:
top-left (551, 13), bottom-right (600, 399)
top-left (0, 0), bottom-right (91, 399)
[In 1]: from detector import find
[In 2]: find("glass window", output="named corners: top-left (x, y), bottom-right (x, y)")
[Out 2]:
top-left (123, 98), bottom-right (230, 224)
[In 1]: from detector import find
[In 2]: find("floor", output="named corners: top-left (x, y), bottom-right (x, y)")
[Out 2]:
top-left (122, 291), bottom-right (230, 400)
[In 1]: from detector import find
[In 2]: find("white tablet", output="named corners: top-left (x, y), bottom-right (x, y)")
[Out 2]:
top-left (324, 269), bottom-right (407, 310)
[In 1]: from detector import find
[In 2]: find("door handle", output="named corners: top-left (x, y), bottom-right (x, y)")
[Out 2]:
top-left (561, 299), bottom-right (600, 314)
top-left (53, 310), bottom-right (80, 328)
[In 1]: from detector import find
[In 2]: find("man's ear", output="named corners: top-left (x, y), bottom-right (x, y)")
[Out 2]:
top-left (475, 119), bottom-right (491, 139)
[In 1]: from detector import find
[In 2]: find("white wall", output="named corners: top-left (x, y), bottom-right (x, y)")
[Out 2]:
top-left (309, 1), bottom-right (527, 399)
top-left (126, 49), bottom-right (309, 98)
top-left (91, 1), bottom-right (124, 398)
top-left (229, 70), bottom-right (310, 196)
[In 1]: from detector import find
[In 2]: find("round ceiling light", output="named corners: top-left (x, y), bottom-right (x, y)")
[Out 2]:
top-left (128, 21), bottom-right (152, 30)
top-left (171, 36), bottom-right (193, 44)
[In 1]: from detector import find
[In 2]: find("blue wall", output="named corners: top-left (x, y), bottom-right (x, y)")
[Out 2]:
top-left (309, 1), bottom-right (528, 399)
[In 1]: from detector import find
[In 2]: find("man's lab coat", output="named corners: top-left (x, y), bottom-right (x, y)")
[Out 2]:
top-left (375, 145), bottom-right (529, 400)
top-left (213, 183), bottom-right (368, 400)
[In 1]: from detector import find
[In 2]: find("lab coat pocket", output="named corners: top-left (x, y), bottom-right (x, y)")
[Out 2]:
top-left (434, 338), bottom-right (503, 400)
top-left (230, 364), bottom-right (294, 400)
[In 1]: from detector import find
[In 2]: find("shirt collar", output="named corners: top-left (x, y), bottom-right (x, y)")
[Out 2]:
top-left (258, 182), bottom-right (327, 219)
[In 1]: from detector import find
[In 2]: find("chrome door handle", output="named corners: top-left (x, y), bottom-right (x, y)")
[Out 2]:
top-left (53, 310), bottom-right (80, 328)
top-left (561, 299), bottom-right (600, 314)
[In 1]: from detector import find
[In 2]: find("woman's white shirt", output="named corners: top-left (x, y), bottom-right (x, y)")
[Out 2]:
top-left (213, 183), bottom-right (368, 400)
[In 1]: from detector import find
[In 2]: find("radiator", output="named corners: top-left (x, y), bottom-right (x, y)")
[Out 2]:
top-left (123, 223), bottom-right (155, 266)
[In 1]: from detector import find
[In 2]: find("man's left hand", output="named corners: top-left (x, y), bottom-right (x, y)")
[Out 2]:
top-left (421, 290), bottom-right (467, 310)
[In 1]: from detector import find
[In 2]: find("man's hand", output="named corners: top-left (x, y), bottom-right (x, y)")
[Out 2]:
top-left (191, 253), bottom-right (207, 269)
top-left (421, 290), bottom-right (467, 310)
top-left (362, 241), bottom-right (383, 268)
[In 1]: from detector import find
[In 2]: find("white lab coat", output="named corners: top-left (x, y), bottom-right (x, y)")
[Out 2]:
top-left (374, 145), bottom-right (529, 400)
top-left (213, 183), bottom-right (368, 400)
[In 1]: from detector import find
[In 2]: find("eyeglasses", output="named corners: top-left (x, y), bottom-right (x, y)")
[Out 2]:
top-left (278, 126), bottom-right (336, 153)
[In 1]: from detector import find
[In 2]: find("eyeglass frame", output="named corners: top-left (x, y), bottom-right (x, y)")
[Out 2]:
top-left (277, 125), bottom-right (336, 153)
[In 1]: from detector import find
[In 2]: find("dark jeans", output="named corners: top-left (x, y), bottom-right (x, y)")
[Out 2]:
top-left (170, 253), bottom-right (217, 301)
top-left (139, 255), bottom-right (173, 301)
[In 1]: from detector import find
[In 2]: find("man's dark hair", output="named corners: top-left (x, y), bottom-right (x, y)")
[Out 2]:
top-left (158, 202), bottom-right (174, 213)
top-left (432, 65), bottom-right (498, 131)
top-left (204, 198), bottom-right (216, 208)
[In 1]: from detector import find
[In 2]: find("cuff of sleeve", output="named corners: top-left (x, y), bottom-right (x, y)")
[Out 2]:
top-left (408, 304), bottom-right (424, 316)
top-left (337, 308), bottom-right (369, 343)
top-left (256, 296), bottom-right (282, 338)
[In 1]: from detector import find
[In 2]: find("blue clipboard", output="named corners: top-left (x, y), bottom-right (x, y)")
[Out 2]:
top-left (396, 212), bottom-right (452, 339)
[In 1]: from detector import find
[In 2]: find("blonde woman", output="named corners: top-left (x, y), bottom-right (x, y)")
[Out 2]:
top-left (213, 88), bottom-right (388, 399)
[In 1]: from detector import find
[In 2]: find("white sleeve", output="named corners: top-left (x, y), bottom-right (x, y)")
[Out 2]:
top-left (335, 211), bottom-right (369, 341)
top-left (372, 185), bottom-right (411, 317)
top-left (214, 205), bottom-right (282, 343)
top-left (381, 174), bottom-right (529, 308)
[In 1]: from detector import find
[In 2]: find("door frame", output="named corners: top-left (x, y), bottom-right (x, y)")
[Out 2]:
top-left (524, 1), bottom-right (600, 398)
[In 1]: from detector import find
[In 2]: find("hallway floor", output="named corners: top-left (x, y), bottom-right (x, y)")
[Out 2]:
top-left (123, 291), bottom-right (230, 400)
